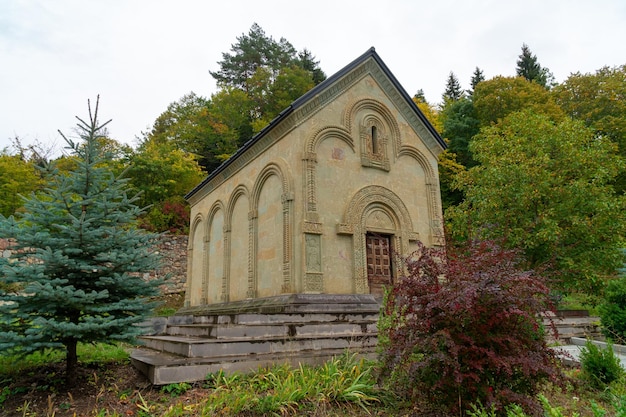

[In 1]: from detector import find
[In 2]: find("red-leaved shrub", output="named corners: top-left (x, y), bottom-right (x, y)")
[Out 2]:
top-left (140, 196), bottom-right (190, 234)
top-left (379, 240), bottom-right (562, 416)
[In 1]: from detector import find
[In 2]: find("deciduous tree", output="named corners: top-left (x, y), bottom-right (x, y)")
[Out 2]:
top-left (473, 76), bottom-right (565, 126)
top-left (126, 139), bottom-right (204, 209)
top-left (447, 110), bottom-right (626, 296)
top-left (553, 65), bottom-right (626, 193)
top-left (145, 92), bottom-right (239, 172)
top-left (0, 153), bottom-right (43, 217)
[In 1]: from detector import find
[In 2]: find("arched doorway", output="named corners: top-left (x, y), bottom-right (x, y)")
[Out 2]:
top-left (337, 185), bottom-right (418, 294)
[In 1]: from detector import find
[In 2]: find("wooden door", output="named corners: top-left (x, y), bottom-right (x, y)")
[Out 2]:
top-left (366, 234), bottom-right (392, 295)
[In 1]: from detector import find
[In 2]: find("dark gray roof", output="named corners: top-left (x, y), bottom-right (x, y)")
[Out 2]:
top-left (186, 47), bottom-right (445, 200)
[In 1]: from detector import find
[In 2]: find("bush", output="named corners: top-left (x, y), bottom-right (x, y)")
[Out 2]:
top-left (379, 240), bottom-right (562, 416)
top-left (599, 278), bottom-right (626, 343)
top-left (140, 196), bottom-right (190, 234)
top-left (579, 340), bottom-right (624, 388)
top-left (599, 251), bottom-right (626, 343)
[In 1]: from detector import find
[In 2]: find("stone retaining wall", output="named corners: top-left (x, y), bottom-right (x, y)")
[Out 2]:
top-left (1, 236), bottom-right (188, 295)
top-left (148, 235), bottom-right (188, 294)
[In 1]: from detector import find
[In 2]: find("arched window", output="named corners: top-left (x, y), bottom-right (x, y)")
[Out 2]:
top-left (360, 117), bottom-right (389, 171)
top-left (371, 125), bottom-right (378, 155)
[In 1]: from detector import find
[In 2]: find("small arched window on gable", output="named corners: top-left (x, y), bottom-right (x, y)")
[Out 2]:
top-left (360, 116), bottom-right (390, 171)
top-left (371, 125), bottom-right (379, 155)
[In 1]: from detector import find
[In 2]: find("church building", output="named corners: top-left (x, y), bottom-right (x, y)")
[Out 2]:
top-left (183, 47), bottom-right (446, 308)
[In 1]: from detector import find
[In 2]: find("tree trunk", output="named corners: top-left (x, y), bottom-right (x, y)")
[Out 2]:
top-left (65, 338), bottom-right (78, 386)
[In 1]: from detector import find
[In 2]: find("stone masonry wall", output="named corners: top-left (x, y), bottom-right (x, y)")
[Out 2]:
top-left (1, 236), bottom-right (188, 295)
top-left (149, 235), bottom-right (188, 294)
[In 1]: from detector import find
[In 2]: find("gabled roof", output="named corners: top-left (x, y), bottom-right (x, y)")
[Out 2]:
top-left (186, 47), bottom-right (445, 200)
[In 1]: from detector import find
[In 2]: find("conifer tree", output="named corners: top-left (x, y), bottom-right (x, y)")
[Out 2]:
top-left (468, 66), bottom-right (485, 96)
top-left (413, 89), bottom-right (426, 102)
top-left (516, 43), bottom-right (554, 88)
top-left (0, 97), bottom-right (162, 384)
top-left (442, 71), bottom-right (464, 103)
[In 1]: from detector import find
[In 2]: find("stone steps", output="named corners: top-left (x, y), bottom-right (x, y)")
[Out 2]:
top-left (131, 346), bottom-right (378, 385)
top-left (548, 316), bottom-right (602, 342)
top-left (165, 319), bottom-right (376, 339)
top-left (130, 294), bottom-right (380, 385)
top-left (140, 332), bottom-right (377, 359)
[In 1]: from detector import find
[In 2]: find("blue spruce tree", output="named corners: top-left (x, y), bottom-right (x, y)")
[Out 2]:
top-left (0, 97), bottom-right (162, 384)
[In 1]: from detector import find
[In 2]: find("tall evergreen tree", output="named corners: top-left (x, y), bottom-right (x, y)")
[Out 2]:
top-left (0, 98), bottom-right (162, 384)
top-left (442, 71), bottom-right (464, 103)
top-left (468, 66), bottom-right (485, 96)
top-left (297, 48), bottom-right (326, 85)
top-left (516, 43), bottom-right (554, 88)
top-left (210, 23), bottom-right (325, 91)
top-left (208, 24), bottom-right (326, 141)
top-left (442, 97), bottom-right (480, 168)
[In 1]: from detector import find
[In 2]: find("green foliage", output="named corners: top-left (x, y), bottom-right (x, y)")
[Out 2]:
top-left (599, 266), bottom-right (626, 343)
top-left (441, 97), bottom-right (480, 168)
top-left (469, 66), bottom-right (486, 96)
top-left (380, 240), bottom-right (560, 416)
top-left (579, 340), bottom-right (625, 388)
top-left (0, 98), bottom-right (162, 384)
top-left (161, 382), bottom-right (192, 397)
top-left (468, 402), bottom-right (528, 417)
top-left (249, 64), bottom-right (315, 131)
top-left (208, 23), bottom-right (325, 143)
top-left (442, 71), bottom-right (464, 103)
top-left (140, 25), bottom-right (326, 176)
top-left (210, 23), bottom-right (325, 92)
top-left (448, 110), bottom-right (626, 296)
top-left (128, 132), bottom-right (205, 208)
top-left (142, 92), bottom-right (239, 172)
top-left (473, 76), bottom-right (565, 126)
top-left (200, 353), bottom-right (381, 415)
top-left (0, 342), bottom-right (129, 377)
top-left (0, 153), bottom-right (43, 217)
top-left (140, 196), bottom-right (190, 234)
top-left (553, 64), bottom-right (626, 193)
top-left (469, 393), bottom-right (626, 417)
top-left (516, 43), bottom-right (554, 88)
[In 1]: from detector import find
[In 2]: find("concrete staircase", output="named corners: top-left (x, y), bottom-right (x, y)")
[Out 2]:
top-left (130, 294), bottom-right (380, 385)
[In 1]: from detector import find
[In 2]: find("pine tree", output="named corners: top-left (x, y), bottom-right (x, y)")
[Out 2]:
top-left (516, 43), bottom-right (554, 88)
top-left (442, 71), bottom-right (464, 103)
top-left (0, 97), bottom-right (162, 384)
top-left (209, 23), bottom-right (325, 91)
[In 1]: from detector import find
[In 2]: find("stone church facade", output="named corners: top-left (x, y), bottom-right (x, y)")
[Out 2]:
top-left (184, 48), bottom-right (446, 308)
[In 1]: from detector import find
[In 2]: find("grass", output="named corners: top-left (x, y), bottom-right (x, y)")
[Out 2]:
top-left (187, 353), bottom-right (386, 416)
top-left (1, 339), bottom-right (625, 416)
top-left (0, 345), bottom-right (393, 416)
top-left (0, 342), bottom-right (129, 374)
top-left (558, 293), bottom-right (600, 316)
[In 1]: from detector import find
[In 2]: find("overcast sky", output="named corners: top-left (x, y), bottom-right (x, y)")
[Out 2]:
top-left (1, 0), bottom-right (625, 156)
